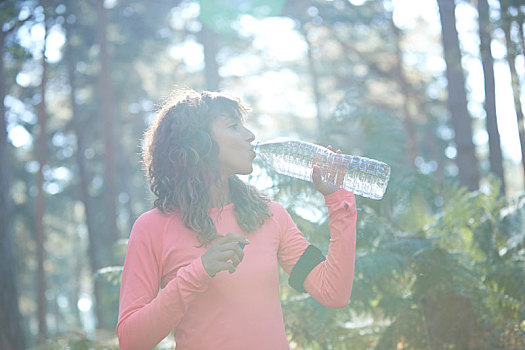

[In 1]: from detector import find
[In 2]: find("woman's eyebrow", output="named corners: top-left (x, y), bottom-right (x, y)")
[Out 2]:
top-left (219, 114), bottom-right (242, 123)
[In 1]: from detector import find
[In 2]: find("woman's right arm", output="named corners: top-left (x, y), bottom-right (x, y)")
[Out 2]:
top-left (116, 214), bottom-right (212, 350)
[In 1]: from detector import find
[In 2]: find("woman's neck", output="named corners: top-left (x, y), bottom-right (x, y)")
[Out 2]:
top-left (207, 178), bottom-right (231, 209)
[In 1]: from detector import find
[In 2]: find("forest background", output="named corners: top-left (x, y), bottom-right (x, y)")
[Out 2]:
top-left (1, 0), bottom-right (525, 349)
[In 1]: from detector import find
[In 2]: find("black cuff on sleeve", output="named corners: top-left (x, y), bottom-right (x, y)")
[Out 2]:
top-left (289, 245), bottom-right (326, 293)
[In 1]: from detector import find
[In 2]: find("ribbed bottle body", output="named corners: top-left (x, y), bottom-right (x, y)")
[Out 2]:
top-left (342, 155), bottom-right (390, 199)
top-left (255, 138), bottom-right (390, 200)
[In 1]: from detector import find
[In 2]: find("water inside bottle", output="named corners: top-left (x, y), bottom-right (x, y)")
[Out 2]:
top-left (255, 139), bottom-right (390, 199)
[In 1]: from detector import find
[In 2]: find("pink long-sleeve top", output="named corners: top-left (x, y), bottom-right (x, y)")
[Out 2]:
top-left (117, 189), bottom-right (357, 350)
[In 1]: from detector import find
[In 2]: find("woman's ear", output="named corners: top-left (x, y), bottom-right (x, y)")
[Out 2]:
top-left (193, 130), bottom-right (212, 157)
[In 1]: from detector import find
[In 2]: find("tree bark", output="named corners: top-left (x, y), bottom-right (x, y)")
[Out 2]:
top-left (478, 0), bottom-right (506, 194)
top-left (301, 25), bottom-right (324, 133)
top-left (35, 8), bottom-right (49, 343)
top-left (198, 24), bottom-right (221, 91)
top-left (391, 16), bottom-right (417, 166)
top-left (500, 0), bottom-right (525, 181)
top-left (517, 5), bottom-right (525, 74)
top-left (97, 0), bottom-right (119, 248)
top-left (437, 0), bottom-right (480, 190)
top-left (64, 10), bottom-right (105, 329)
top-left (0, 25), bottom-right (26, 350)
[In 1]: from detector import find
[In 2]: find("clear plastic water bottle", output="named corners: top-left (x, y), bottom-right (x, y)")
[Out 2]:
top-left (254, 138), bottom-right (391, 200)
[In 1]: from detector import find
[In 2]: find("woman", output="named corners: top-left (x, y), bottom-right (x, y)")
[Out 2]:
top-left (116, 89), bottom-right (357, 349)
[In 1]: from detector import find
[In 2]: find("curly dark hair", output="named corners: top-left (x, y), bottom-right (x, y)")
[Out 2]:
top-left (142, 89), bottom-right (271, 245)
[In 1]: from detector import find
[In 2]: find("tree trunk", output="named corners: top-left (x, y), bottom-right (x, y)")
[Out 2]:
top-left (391, 15), bottom-right (417, 166)
top-left (64, 11), bottom-right (105, 329)
top-left (0, 26), bottom-right (26, 350)
top-left (35, 8), bottom-right (49, 343)
top-left (500, 0), bottom-right (525, 182)
top-left (437, 0), bottom-right (480, 190)
top-left (96, 0), bottom-right (119, 249)
top-left (478, 0), bottom-right (506, 194)
top-left (96, 0), bottom-right (125, 329)
top-left (517, 5), bottom-right (525, 74)
top-left (116, 140), bottom-right (135, 236)
top-left (198, 23), bottom-right (221, 91)
top-left (302, 26), bottom-right (324, 133)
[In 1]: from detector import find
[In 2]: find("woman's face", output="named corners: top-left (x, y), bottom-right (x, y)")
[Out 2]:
top-left (210, 114), bottom-right (256, 178)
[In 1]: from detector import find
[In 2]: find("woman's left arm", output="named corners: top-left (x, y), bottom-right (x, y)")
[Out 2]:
top-left (277, 189), bottom-right (357, 308)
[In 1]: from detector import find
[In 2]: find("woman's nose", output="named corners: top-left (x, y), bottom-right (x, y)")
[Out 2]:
top-left (244, 126), bottom-right (255, 142)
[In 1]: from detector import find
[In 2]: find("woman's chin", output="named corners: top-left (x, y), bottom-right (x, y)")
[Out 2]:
top-left (237, 165), bottom-right (254, 175)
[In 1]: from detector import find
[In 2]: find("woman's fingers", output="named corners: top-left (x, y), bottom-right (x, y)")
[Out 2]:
top-left (208, 261), bottom-right (236, 277)
top-left (217, 241), bottom-right (244, 253)
top-left (312, 165), bottom-right (322, 186)
top-left (325, 144), bottom-right (342, 153)
top-left (202, 233), bottom-right (249, 277)
top-left (312, 144), bottom-right (343, 196)
top-left (217, 249), bottom-right (242, 268)
top-left (217, 240), bottom-right (245, 264)
top-left (215, 249), bottom-right (240, 263)
top-left (219, 232), bottom-right (250, 245)
top-left (211, 252), bottom-right (240, 275)
top-left (203, 251), bottom-right (238, 276)
top-left (220, 244), bottom-right (243, 262)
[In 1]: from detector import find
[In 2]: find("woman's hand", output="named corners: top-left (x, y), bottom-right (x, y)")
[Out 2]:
top-left (201, 233), bottom-right (250, 277)
top-left (312, 145), bottom-right (343, 196)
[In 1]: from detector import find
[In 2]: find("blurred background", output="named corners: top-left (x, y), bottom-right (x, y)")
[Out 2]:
top-left (1, 0), bottom-right (524, 349)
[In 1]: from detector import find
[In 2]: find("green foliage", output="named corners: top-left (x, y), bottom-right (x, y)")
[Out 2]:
top-left (198, 0), bottom-right (286, 33)
top-left (29, 331), bottom-right (176, 350)
top-left (29, 331), bottom-right (120, 350)
top-left (276, 168), bottom-right (525, 349)
top-left (269, 82), bottom-right (525, 348)
top-left (96, 266), bottom-right (123, 287)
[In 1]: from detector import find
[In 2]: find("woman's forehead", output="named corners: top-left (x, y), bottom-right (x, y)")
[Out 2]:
top-left (215, 113), bottom-right (243, 123)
